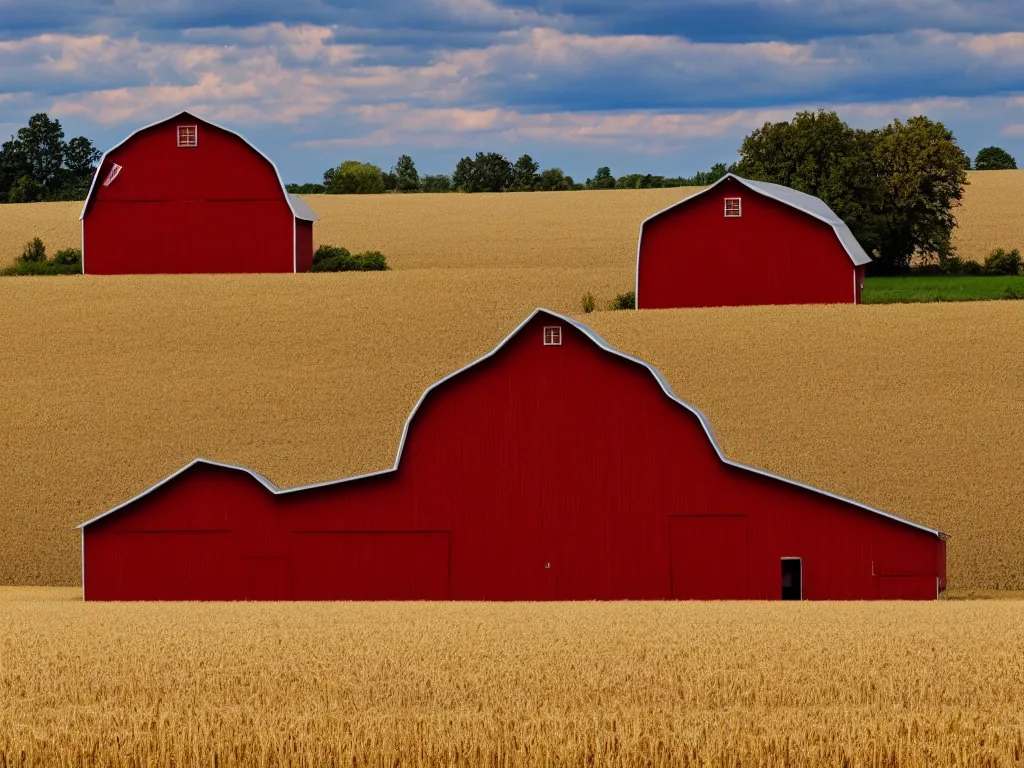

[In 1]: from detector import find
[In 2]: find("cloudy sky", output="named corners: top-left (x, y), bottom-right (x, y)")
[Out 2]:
top-left (2, 0), bottom-right (1024, 183)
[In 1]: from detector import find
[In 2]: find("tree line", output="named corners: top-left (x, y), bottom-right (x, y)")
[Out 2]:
top-left (0, 114), bottom-right (101, 203)
top-left (286, 156), bottom-right (733, 195)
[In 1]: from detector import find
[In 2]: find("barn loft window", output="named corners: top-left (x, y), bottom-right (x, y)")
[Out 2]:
top-left (177, 125), bottom-right (198, 148)
top-left (543, 326), bottom-right (562, 346)
top-left (724, 197), bottom-right (742, 217)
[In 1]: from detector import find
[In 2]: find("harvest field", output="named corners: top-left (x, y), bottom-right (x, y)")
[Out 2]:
top-left (3, 589), bottom-right (1024, 767)
top-left (1, 170), bottom-right (1022, 271)
top-left (0, 275), bottom-right (1022, 590)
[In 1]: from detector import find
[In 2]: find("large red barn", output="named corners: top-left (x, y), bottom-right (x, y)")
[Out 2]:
top-left (80, 111), bottom-right (317, 274)
top-left (636, 174), bottom-right (872, 309)
top-left (79, 309), bottom-right (947, 601)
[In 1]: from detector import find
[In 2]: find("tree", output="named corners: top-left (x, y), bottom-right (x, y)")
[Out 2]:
top-left (0, 113), bottom-right (100, 202)
top-left (869, 116), bottom-right (970, 272)
top-left (473, 152), bottom-right (513, 192)
top-left (322, 160), bottom-right (386, 194)
top-left (452, 157), bottom-right (477, 192)
top-left (7, 175), bottom-right (47, 203)
top-left (510, 154), bottom-right (539, 191)
top-left (392, 154), bottom-right (420, 192)
top-left (975, 146), bottom-right (1017, 170)
top-left (587, 166), bottom-right (615, 189)
top-left (421, 174), bottom-right (451, 192)
top-left (535, 167), bottom-right (572, 191)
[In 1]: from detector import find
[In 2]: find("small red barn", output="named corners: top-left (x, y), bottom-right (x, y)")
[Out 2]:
top-left (636, 174), bottom-right (872, 308)
top-left (79, 309), bottom-right (946, 601)
top-left (80, 111), bottom-right (317, 274)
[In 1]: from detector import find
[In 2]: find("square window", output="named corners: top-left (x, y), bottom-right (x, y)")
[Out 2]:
top-left (543, 326), bottom-right (562, 346)
top-left (724, 197), bottom-right (742, 217)
top-left (177, 125), bottom-right (198, 148)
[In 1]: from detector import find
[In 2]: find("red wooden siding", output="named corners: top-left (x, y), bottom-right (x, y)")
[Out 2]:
top-left (638, 177), bottom-right (860, 309)
top-left (82, 311), bottom-right (945, 601)
top-left (82, 113), bottom-right (309, 274)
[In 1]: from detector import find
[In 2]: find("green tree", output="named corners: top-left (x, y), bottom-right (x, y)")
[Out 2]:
top-left (510, 154), bottom-right (539, 191)
top-left (869, 116), bottom-right (970, 272)
top-left (8, 176), bottom-right (47, 203)
top-left (587, 166), bottom-right (616, 189)
top-left (473, 152), bottom-right (512, 192)
top-left (0, 113), bottom-right (100, 202)
top-left (452, 157), bottom-right (477, 192)
top-left (974, 146), bottom-right (1017, 170)
top-left (535, 167), bottom-right (572, 191)
top-left (323, 160), bottom-right (386, 194)
top-left (421, 174), bottom-right (451, 192)
top-left (392, 154), bottom-right (420, 192)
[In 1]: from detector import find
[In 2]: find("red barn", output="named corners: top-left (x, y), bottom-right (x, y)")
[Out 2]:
top-left (79, 309), bottom-right (946, 601)
top-left (636, 174), bottom-right (872, 309)
top-left (79, 111), bottom-right (317, 274)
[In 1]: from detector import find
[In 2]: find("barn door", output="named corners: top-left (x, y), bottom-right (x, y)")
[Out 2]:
top-left (669, 515), bottom-right (749, 599)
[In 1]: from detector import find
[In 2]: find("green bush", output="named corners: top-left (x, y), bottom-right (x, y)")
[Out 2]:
top-left (311, 245), bottom-right (389, 272)
top-left (983, 248), bottom-right (1022, 276)
top-left (959, 260), bottom-right (983, 276)
top-left (1, 238), bottom-right (81, 276)
top-left (581, 292), bottom-right (596, 313)
top-left (20, 237), bottom-right (47, 262)
top-left (52, 247), bottom-right (82, 266)
top-left (1004, 286), bottom-right (1024, 300)
top-left (610, 291), bottom-right (635, 310)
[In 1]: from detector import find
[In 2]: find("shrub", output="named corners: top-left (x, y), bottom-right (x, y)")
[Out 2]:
top-left (610, 291), bottom-right (635, 310)
top-left (311, 245), bottom-right (389, 272)
top-left (1004, 286), bottom-right (1024, 300)
top-left (581, 292), bottom-right (596, 313)
top-left (960, 260), bottom-right (983, 276)
top-left (983, 248), bottom-right (1022, 276)
top-left (20, 237), bottom-right (47, 263)
top-left (52, 248), bottom-right (82, 266)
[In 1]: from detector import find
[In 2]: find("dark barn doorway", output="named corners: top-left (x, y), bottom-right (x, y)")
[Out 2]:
top-left (781, 558), bottom-right (802, 600)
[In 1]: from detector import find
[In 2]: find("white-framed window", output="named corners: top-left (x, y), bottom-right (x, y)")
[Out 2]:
top-left (724, 197), bottom-right (742, 217)
top-left (543, 326), bottom-right (562, 346)
top-left (177, 125), bottom-right (198, 148)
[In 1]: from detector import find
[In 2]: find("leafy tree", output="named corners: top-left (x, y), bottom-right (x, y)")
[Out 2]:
top-left (510, 154), bottom-right (539, 191)
top-left (868, 116), bottom-right (970, 272)
top-left (421, 174), bottom-right (451, 192)
top-left (392, 154), bottom-right (420, 192)
top-left (0, 113), bottom-right (100, 202)
top-left (473, 152), bottom-right (513, 192)
top-left (587, 166), bottom-right (616, 189)
top-left (974, 146), bottom-right (1017, 170)
top-left (381, 170), bottom-right (397, 191)
top-left (285, 182), bottom-right (326, 194)
top-left (535, 167), bottom-right (572, 191)
top-left (323, 160), bottom-right (386, 194)
top-left (452, 157), bottom-right (477, 192)
top-left (7, 176), bottom-right (47, 203)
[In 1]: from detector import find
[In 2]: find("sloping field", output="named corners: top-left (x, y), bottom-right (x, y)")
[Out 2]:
top-left (0, 274), bottom-right (1021, 589)
top-left (2, 170), bottom-right (1021, 270)
top-left (3, 592), bottom-right (1024, 766)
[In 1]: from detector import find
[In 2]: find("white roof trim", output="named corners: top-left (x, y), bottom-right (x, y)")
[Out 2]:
top-left (635, 175), bottom-right (873, 303)
top-left (79, 111), bottom-right (315, 222)
top-left (77, 308), bottom-right (946, 540)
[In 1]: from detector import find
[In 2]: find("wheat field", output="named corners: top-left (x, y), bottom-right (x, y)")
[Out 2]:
top-left (0, 274), bottom-right (1022, 589)
top-left (2, 171), bottom-right (1022, 270)
top-left (2, 589), bottom-right (1024, 767)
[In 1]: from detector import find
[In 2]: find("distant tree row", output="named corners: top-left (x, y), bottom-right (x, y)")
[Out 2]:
top-left (285, 156), bottom-right (732, 196)
top-left (0, 114), bottom-right (101, 203)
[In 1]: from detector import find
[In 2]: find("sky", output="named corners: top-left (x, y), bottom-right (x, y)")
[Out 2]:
top-left (2, 0), bottom-right (1024, 184)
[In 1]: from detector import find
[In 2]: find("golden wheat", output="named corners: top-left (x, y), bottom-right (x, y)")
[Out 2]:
top-left (0, 276), bottom-right (1021, 589)
top-left (2, 171), bottom-right (1020, 270)
top-left (1, 589), bottom-right (1023, 767)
